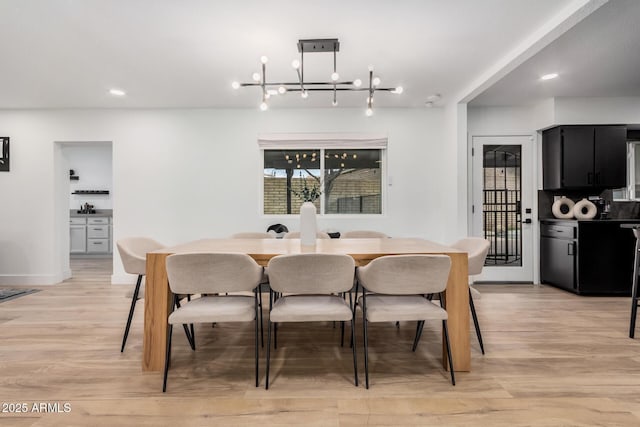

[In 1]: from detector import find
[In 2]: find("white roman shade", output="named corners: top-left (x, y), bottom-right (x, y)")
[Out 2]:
top-left (258, 133), bottom-right (388, 149)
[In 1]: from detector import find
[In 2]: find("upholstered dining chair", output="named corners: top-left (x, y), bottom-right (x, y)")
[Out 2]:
top-left (450, 237), bottom-right (491, 355)
top-left (282, 231), bottom-right (331, 239)
top-left (264, 253), bottom-right (358, 389)
top-left (341, 230), bottom-right (389, 239)
top-left (162, 252), bottom-right (263, 392)
top-left (357, 254), bottom-right (455, 388)
top-left (116, 237), bottom-right (165, 352)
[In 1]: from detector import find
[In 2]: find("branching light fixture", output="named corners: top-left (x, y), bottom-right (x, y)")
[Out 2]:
top-left (231, 38), bottom-right (403, 116)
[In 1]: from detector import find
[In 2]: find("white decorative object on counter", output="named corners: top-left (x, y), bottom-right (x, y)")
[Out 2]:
top-left (299, 201), bottom-right (317, 246)
top-left (552, 197), bottom-right (575, 219)
top-left (573, 198), bottom-right (597, 219)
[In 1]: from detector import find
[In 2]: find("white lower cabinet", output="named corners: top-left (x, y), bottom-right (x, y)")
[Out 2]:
top-left (70, 218), bottom-right (87, 253)
top-left (70, 215), bottom-right (112, 254)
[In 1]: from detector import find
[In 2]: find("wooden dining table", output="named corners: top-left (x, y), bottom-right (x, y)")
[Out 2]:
top-left (142, 238), bottom-right (470, 372)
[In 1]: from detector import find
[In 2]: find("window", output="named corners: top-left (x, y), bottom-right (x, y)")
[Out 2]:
top-left (263, 148), bottom-right (383, 215)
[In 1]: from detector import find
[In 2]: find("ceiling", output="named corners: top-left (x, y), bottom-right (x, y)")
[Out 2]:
top-left (1, 0), bottom-right (630, 110)
top-left (470, 0), bottom-right (640, 107)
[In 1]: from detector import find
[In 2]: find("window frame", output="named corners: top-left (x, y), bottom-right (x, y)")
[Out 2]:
top-left (260, 146), bottom-right (387, 217)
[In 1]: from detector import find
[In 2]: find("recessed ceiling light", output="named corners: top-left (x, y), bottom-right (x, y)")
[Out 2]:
top-left (109, 88), bottom-right (126, 96)
top-left (541, 73), bottom-right (558, 81)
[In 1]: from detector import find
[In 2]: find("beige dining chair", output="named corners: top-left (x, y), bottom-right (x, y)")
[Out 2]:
top-left (163, 252), bottom-right (263, 392)
top-left (357, 254), bottom-right (455, 388)
top-left (341, 230), bottom-right (389, 238)
top-left (450, 237), bottom-right (491, 355)
top-left (116, 237), bottom-right (167, 352)
top-left (282, 231), bottom-right (331, 239)
top-left (265, 253), bottom-right (358, 389)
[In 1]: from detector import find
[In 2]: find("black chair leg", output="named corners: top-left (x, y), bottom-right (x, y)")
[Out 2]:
top-left (265, 321), bottom-right (272, 390)
top-left (254, 291), bottom-right (259, 387)
top-left (259, 288), bottom-right (264, 347)
top-left (469, 290), bottom-right (485, 354)
top-left (363, 317), bottom-right (370, 389)
top-left (162, 324), bottom-right (173, 392)
top-left (630, 236), bottom-right (640, 338)
top-left (175, 297), bottom-right (196, 350)
top-left (121, 274), bottom-right (142, 352)
top-left (412, 321), bottom-right (424, 352)
top-left (341, 321), bottom-right (345, 347)
top-left (351, 316), bottom-right (359, 387)
top-left (443, 319), bottom-right (456, 386)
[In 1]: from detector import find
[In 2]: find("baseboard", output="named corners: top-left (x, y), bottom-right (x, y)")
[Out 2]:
top-left (0, 273), bottom-right (66, 286)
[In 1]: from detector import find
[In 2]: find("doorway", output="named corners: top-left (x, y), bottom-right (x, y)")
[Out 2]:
top-left (471, 135), bottom-right (534, 282)
top-left (54, 141), bottom-right (113, 282)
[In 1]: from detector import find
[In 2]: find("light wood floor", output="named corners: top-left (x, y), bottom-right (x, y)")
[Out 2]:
top-left (1, 259), bottom-right (640, 426)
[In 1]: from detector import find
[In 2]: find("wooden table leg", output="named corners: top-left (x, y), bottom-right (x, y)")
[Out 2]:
top-left (443, 252), bottom-right (470, 371)
top-left (143, 253), bottom-right (171, 371)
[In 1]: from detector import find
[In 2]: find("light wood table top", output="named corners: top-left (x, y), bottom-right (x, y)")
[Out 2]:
top-left (143, 238), bottom-right (470, 372)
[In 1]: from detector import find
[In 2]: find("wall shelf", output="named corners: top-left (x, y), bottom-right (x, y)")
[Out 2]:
top-left (72, 190), bottom-right (109, 195)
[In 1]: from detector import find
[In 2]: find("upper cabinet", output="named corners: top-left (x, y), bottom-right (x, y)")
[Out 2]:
top-left (542, 125), bottom-right (627, 190)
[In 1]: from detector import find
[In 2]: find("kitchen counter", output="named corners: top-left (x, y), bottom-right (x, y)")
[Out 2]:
top-left (540, 218), bottom-right (640, 223)
top-left (70, 209), bottom-right (112, 218)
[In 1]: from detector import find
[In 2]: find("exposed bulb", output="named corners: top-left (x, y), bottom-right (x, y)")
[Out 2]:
top-left (331, 72), bottom-right (339, 82)
top-left (291, 59), bottom-right (301, 69)
top-left (278, 86), bottom-right (287, 94)
top-left (332, 100), bottom-right (338, 107)
top-left (231, 81), bottom-right (240, 90)
top-left (368, 65), bottom-right (374, 72)
top-left (260, 56), bottom-right (269, 64)
top-left (260, 102), bottom-right (268, 111)
top-left (252, 72), bottom-right (261, 82)
top-left (353, 79), bottom-right (362, 88)
top-left (372, 77), bottom-right (381, 87)
top-left (393, 86), bottom-right (403, 94)
top-left (366, 108), bottom-right (373, 117)
top-left (301, 91), bottom-right (309, 99)
top-left (264, 92), bottom-right (271, 99)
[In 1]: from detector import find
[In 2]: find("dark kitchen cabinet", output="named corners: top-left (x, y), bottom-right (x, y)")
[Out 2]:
top-left (542, 125), bottom-right (627, 190)
top-left (540, 219), bottom-right (638, 295)
top-left (540, 222), bottom-right (576, 292)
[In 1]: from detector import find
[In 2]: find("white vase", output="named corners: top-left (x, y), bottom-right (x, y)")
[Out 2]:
top-left (299, 201), bottom-right (317, 246)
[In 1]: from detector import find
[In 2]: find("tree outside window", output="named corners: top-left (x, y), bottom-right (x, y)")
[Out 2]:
top-left (263, 148), bottom-right (382, 215)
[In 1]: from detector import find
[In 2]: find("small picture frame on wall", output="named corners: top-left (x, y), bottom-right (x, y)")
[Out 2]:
top-left (0, 137), bottom-right (9, 172)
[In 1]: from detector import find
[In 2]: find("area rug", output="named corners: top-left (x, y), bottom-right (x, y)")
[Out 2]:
top-left (0, 288), bottom-right (40, 303)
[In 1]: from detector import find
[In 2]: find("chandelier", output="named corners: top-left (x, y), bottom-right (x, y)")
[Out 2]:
top-left (231, 38), bottom-right (403, 116)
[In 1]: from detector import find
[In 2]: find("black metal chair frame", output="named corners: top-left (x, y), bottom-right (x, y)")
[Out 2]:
top-left (359, 283), bottom-right (455, 388)
top-left (630, 229), bottom-right (640, 338)
top-left (265, 288), bottom-right (358, 389)
top-left (469, 289), bottom-right (485, 354)
top-left (163, 288), bottom-right (260, 392)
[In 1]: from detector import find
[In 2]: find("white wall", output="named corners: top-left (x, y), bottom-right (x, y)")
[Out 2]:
top-left (66, 143), bottom-right (113, 210)
top-left (0, 107), bottom-right (456, 285)
top-left (553, 97), bottom-right (640, 125)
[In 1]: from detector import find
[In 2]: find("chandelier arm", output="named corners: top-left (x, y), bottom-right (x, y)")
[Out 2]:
top-left (262, 62), bottom-right (267, 99)
top-left (368, 69), bottom-right (374, 109)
